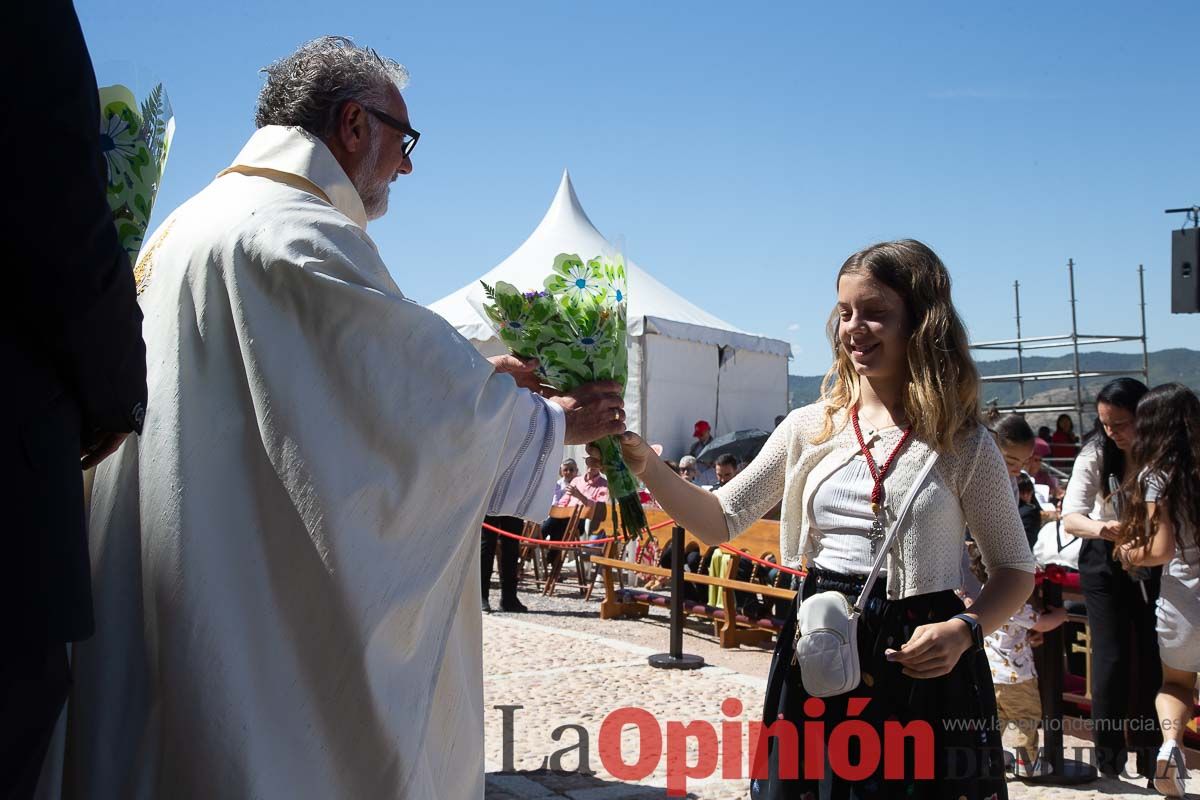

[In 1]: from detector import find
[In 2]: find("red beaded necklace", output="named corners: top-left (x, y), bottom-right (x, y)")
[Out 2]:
top-left (851, 406), bottom-right (913, 518)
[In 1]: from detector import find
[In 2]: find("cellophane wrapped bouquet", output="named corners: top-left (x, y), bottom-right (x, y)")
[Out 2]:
top-left (98, 82), bottom-right (174, 266)
top-left (478, 253), bottom-right (649, 541)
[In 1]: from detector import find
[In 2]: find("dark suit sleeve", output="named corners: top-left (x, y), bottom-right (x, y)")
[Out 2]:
top-left (1018, 502), bottom-right (1042, 550)
top-left (3, 0), bottom-right (147, 435)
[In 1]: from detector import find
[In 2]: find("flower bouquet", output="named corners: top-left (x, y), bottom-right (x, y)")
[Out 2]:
top-left (81, 82), bottom-right (174, 512)
top-left (98, 82), bottom-right (174, 266)
top-left (477, 253), bottom-right (649, 541)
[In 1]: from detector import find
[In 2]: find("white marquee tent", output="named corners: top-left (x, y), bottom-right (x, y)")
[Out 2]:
top-left (429, 171), bottom-right (792, 461)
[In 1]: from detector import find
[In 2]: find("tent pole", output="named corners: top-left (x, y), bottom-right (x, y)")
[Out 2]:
top-left (714, 346), bottom-right (722, 434)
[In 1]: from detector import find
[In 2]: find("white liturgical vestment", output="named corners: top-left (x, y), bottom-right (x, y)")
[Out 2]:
top-left (59, 126), bottom-right (563, 799)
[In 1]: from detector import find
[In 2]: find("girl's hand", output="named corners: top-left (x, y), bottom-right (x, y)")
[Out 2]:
top-left (617, 431), bottom-right (656, 476)
top-left (885, 619), bottom-right (974, 679)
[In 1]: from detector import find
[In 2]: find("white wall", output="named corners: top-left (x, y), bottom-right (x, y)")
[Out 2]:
top-left (715, 348), bottom-right (789, 435)
top-left (641, 334), bottom-right (719, 461)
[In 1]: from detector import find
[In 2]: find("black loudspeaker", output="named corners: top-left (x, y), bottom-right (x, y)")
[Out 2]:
top-left (1172, 228), bottom-right (1200, 313)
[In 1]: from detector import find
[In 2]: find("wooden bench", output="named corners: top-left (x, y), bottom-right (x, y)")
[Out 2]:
top-left (590, 549), bottom-right (798, 649)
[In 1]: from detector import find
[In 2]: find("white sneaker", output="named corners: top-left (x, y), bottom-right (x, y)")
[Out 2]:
top-left (1155, 742), bottom-right (1188, 798)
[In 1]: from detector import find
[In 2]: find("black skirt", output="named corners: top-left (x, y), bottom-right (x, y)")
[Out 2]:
top-left (751, 567), bottom-right (1008, 800)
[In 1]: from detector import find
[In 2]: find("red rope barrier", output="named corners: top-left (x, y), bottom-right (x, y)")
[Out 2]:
top-left (1034, 565), bottom-right (1081, 591)
top-left (718, 543), bottom-right (805, 578)
top-left (481, 521), bottom-right (616, 547)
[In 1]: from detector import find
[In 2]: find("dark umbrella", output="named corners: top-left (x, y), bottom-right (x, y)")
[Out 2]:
top-left (695, 429), bottom-right (771, 465)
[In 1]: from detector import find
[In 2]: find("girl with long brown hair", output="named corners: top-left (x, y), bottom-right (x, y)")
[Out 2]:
top-left (617, 240), bottom-right (1035, 798)
top-left (1116, 383), bottom-right (1200, 797)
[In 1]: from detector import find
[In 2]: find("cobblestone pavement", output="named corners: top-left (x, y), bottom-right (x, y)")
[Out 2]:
top-left (483, 584), bottom-right (1196, 799)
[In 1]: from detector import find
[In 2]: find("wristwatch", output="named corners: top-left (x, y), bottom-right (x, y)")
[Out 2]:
top-left (951, 613), bottom-right (984, 652)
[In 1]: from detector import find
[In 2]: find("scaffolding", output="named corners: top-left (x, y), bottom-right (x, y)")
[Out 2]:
top-left (970, 260), bottom-right (1149, 471)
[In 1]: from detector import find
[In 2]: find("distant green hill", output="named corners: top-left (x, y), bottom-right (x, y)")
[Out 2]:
top-left (788, 348), bottom-right (1200, 421)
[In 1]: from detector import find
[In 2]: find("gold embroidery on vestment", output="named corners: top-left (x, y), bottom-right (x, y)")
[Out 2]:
top-left (134, 216), bottom-right (176, 296)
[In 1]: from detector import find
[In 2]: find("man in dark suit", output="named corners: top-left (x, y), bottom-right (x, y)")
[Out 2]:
top-left (0, 2), bottom-right (148, 796)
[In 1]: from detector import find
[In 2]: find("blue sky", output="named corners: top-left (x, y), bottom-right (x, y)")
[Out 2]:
top-left (78, 1), bottom-right (1199, 375)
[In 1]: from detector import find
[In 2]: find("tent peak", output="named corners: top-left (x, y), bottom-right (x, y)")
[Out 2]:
top-left (535, 169), bottom-right (597, 234)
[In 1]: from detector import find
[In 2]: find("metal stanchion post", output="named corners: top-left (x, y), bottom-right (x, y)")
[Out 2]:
top-left (1030, 577), bottom-right (1096, 784)
top-left (649, 526), bottom-right (705, 670)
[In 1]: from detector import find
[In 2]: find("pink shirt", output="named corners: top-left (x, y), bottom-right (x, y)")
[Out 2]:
top-left (563, 473), bottom-right (609, 507)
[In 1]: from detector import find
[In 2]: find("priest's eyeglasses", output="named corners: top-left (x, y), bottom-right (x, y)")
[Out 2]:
top-left (365, 106), bottom-right (420, 157)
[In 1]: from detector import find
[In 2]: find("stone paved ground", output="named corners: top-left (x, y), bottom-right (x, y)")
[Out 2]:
top-left (483, 583), bottom-right (1196, 799)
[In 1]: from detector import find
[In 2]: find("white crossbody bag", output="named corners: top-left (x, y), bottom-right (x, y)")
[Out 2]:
top-left (792, 451), bottom-right (940, 698)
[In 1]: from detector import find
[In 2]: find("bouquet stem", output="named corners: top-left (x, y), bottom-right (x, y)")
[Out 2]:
top-left (593, 435), bottom-right (649, 541)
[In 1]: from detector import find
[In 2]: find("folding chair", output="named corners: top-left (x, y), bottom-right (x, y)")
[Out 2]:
top-left (542, 504), bottom-right (587, 596)
top-left (579, 503), bottom-right (609, 600)
top-left (516, 519), bottom-right (545, 586)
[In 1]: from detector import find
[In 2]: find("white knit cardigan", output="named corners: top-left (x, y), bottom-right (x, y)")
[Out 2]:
top-left (714, 402), bottom-right (1036, 599)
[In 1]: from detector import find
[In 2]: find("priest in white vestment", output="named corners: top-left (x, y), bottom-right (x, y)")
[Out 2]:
top-left (58, 37), bottom-right (626, 800)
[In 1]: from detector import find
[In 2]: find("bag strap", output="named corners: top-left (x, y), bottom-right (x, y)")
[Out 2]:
top-left (851, 449), bottom-right (940, 614)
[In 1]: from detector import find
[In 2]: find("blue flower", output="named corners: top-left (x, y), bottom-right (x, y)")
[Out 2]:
top-left (563, 262), bottom-right (602, 303)
top-left (99, 110), bottom-right (141, 187)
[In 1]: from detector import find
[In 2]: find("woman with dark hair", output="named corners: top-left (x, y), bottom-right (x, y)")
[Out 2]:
top-left (1062, 377), bottom-right (1161, 779)
top-left (1115, 383), bottom-right (1200, 796)
top-left (1050, 413), bottom-right (1080, 460)
top-left (616, 240), bottom-right (1034, 798)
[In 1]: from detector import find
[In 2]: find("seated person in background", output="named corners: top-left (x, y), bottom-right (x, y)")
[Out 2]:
top-left (714, 453), bottom-right (740, 488)
top-left (1027, 438), bottom-right (1061, 498)
top-left (727, 549), bottom-right (757, 614)
top-left (541, 456), bottom-right (609, 541)
top-left (1049, 413), bottom-right (1079, 460)
top-left (647, 541), bottom-right (703, 599)
top-left (968, 542), bottom-right (1068, 778)
top-left (755, 553), bottom-right (794, 619)
top-left (571, 456), bottom-right (609, 510)
top-left (551, 459), bottom-right (578, 506)
top-left (1016, 474), bottom-right (1043, 550)
top-left (678, 455), bottom-right (702, 485)
top-left (541, 459), bottom-right (579, 541)
top-left (541, 456), bottom-right (609, 572)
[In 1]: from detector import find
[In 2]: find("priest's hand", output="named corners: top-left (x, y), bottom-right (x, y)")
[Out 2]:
top-left (549, 381), bottom-right (625, 445)
top-left (489, 355), bottom-right (544, 393)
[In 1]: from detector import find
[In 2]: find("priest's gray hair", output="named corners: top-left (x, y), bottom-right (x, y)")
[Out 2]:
top-left (255, 36), bottom-right (410, 138)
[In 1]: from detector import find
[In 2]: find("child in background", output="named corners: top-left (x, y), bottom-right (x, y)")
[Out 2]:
top-left (1016, 474), bottom-right (1043, 550)
top-left (1116, 383), bottom-right (1200, 798)
top-left (967, 542), bottom-right (1069, 778)
top-left (994, 414), bottom-right (1037, 490)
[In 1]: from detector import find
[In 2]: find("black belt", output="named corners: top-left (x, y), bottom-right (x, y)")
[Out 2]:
top-left (806, 566), bottom-right (889, 615)
top-left (807, 565), bottom-right (869, 595)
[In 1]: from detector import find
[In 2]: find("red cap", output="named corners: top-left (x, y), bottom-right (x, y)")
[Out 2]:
top-left (693, 420), bottom-right (711, 438)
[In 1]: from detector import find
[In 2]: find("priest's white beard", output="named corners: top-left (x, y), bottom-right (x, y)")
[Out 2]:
top-left (352, 125), bottom-right (390, 221)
